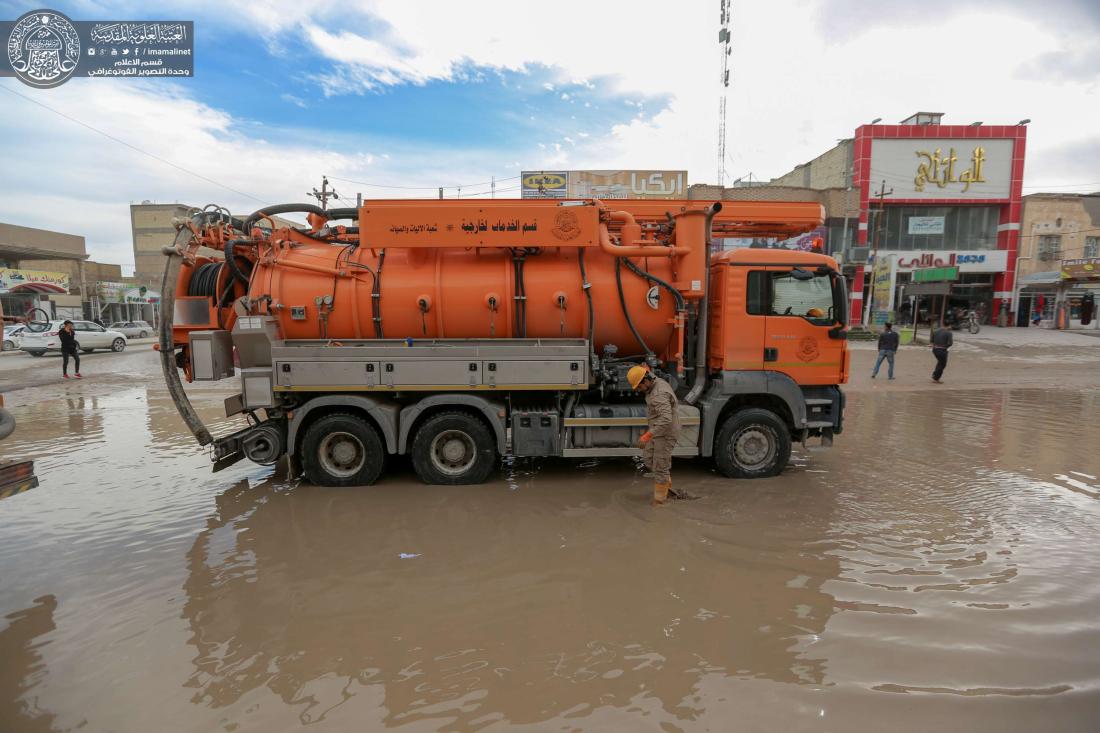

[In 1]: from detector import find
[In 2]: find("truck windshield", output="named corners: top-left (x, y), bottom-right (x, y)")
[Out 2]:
top-left (770, 271), bottom-right (835, 325)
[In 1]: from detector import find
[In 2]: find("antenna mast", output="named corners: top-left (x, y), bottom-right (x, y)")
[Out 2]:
top-left (717, 0), bottom-right (732, 185)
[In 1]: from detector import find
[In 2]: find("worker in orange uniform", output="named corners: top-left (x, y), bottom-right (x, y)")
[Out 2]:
top-left (627, 365), bottom-right (682, 506)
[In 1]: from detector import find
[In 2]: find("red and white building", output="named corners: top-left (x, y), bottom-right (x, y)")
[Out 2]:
top-left (848, 112), bottom-right (1027, 324)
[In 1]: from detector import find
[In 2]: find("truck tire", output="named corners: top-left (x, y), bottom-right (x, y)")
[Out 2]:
top-left (714, 408), bottom-right (791, 479)
top-left (300, 412), bottom-right (386, 487)
top-left (411, 411), bottom-right (496, 485)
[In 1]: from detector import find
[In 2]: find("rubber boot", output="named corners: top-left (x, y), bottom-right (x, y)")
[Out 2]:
top-left (652, 480), bottom-right (671, 507)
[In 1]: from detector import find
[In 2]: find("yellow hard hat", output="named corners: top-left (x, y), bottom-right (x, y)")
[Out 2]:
top-left (807, 307), bottom-right (825, 317)
top-left (627, 365), bottom-right (649, 390)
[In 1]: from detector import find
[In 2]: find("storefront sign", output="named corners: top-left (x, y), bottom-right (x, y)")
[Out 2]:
top-left (870, 138), bottom-right (1013, 200)
top-left (894, 250), bottom-right (1007, 273)
top-left (908, 216), bottom-right (945, 235)
top-left (912, 266), bottom-right (959, 282)
top-left (0, 267), bottom-right (70, 294)
top-left (1060, 258), bottom-right (1100, 280)
top-left (97, 281), bottom-right (160, 303)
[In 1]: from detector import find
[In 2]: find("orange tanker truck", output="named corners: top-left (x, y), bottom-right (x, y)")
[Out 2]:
top-left (157, 197), bottom-right (848, 485)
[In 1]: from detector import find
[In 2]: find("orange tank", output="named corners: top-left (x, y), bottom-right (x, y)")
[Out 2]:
top-left (171, 198), bottom-right (825, 369)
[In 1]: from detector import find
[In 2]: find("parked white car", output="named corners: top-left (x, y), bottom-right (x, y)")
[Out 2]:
top-left (21, 320), bottom-right (127, 356)
top-left (3, 324), bottom-right (28, 351)
top-left (108, 320), bottom-right (154, 338)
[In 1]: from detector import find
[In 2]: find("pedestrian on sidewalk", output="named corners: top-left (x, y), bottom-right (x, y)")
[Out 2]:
top-left (930, 325), bottom-right (952, 383)
top-left (871, 322), bottom-right (900, 380)
top-left (58, 320), bottom-right (82, 379)
top-left (628, 365), bottom-right (683, 507)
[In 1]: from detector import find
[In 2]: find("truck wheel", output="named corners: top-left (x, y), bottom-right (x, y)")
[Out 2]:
top-left (411, 411), bottom-right (496, 485)
top-left (714, 408), bottom-right (791, 479)
top-left (300, 412), bottom-right (386, 487)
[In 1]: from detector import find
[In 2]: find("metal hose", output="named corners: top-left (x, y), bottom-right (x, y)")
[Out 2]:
top-left (160, 228), bottom-right (213, 446)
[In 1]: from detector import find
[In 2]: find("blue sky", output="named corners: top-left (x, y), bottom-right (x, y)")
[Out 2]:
top-left (0, 0), bottom-right (1097, 269)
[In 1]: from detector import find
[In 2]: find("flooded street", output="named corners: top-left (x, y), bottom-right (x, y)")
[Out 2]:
top-left (2, 348), bottom-right (1100, 731)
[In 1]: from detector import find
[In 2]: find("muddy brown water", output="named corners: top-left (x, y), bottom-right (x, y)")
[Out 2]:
top-left (1, 368), bottom-right (1099, 731)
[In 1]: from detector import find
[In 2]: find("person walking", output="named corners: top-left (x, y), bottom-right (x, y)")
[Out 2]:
top-left (627, 365), bottom-right (682, 506)
top-left (58, 320), bottom-right (82, 379)
top-left (930, 325), bottom-right (953, 383)
top-left (871, 322), bottom-right (900, 380)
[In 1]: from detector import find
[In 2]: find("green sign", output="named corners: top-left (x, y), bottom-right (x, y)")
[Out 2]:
top-left (912, 266), bottom-right (958, 283)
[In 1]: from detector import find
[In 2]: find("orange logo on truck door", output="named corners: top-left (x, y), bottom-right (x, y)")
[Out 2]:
top-left (797, 336), bottom-right (820, 362)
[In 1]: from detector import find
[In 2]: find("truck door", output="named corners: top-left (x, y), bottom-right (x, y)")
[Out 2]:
top-left (715, 266), bottom-right (766, 371)
top-left (763, 267), bottom-right (846, 386)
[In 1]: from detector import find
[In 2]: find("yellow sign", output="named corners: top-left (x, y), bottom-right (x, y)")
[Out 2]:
top-left (915, 147), bottom-right (987, 193)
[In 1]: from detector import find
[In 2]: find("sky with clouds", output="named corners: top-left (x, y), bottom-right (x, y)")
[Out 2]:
top-left (0, 0), bottom-right (1098, 272)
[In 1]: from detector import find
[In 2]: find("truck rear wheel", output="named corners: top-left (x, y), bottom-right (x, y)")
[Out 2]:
top-left (300, 412), bottom-right (385, 487)
top-left (714, 408), bottom-right (791, 479)
top-left (411, 411), bottom-right (496, 485)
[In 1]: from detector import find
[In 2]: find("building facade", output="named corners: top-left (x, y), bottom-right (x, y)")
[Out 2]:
top-left (0, 222), bottom-right (89, 322)
top-left (132, 203), bottom-right (192, 281)
top-left (1016, 193), bottom-right (1100, 328)
top-left (770, 113), bottom-right (1027, 325)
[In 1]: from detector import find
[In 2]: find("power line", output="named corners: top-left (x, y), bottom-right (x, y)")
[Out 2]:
top-left (0, 83), bottom-right (266, 203)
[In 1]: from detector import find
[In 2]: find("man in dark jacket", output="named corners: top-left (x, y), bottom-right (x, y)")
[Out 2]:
top-left (931, 326), bottom-right (953, 383)
top-left (57, 320), bottom-right (82, 379)
top-left (871, 322), bottom-right (900, 380)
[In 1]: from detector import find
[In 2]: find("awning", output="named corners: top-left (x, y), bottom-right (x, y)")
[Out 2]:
top-left (3, 282), bottom-right (68, 294)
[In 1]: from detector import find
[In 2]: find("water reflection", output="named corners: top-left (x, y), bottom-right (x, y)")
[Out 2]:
top-left (0, 595), bottom-right (60, 733)
top-left (181, 469), bottom-right (840, 728)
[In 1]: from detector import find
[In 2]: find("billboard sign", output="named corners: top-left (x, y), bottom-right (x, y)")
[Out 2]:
top-left (97, 281), bottom-right (160, 303)
top-left (520, 171), bottom-right (568, 199)
top-left (870, 138), bottom-right (1013, 200)
top-left (521, 170), bottom-right (688, 199)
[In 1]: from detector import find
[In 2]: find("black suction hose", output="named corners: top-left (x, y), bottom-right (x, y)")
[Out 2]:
top-left (621, 257), bottom-right (685, 312)
top-left (372, 249), bottom-right (385, 338)
top-left (615, 258), bottom-right (652, 357)
top-left (223, 239), bottom-right (254, 287)
top-left (242, 203), bottom-right (328, 235)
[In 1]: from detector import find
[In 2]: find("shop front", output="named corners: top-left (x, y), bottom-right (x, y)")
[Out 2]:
top-left (1058, 258), bottom-right (1100, 330)
top-left (848, 117), bottom-right (1026, 325)
top-left (95, 281), bottom-right (161, 325)
top-left (0, 267), bottom-right (71, 322)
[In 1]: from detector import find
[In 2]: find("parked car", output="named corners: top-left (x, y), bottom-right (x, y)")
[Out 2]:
top-left (108, 320), bottom-right (154, 338)
top-left (3, 324), bottom-right (28, 351)
top-left (21, 320), bottom-right (127, 356)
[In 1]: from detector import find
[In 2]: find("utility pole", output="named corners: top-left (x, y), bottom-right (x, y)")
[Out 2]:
top-left (864, 179), bottom-right (893, 326)
top-left (491, 176), bottom-right (496, 199)
top-left (439, 187), bottom-right (444, 200)
top-left (307, 175), bottom-right (340, 210)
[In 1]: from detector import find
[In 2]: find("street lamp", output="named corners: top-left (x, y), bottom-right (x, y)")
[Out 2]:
top-left (869, 117), bottom-right (882, 124)
top-left (1017, 118), bottom-right (1031, 125)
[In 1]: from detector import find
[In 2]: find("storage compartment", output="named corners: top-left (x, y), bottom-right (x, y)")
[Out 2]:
top-left (511, 409), bottom-right (561, 457)
top-left (189, 330), bottom-right (234, 381)
top-left (241, 367), bottom-right (274, 409)
top-left (276, 361), bottom-right (379, 387)
top-left (567, 403), bottom-right (700, 449)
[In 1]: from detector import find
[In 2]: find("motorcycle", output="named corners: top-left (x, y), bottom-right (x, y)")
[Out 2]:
top-left (945, 308), bottom-right (981, 334)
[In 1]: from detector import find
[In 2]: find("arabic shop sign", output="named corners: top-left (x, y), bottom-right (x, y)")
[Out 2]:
top-left (870, 138), bottom-right (1013, 200)
top-left (0, 9), bottom-right (193, 88)
top-left (911, 266), bottom-right (959, 283)
top-left (907, 216), bottom-right (945, 235)
top-left (97, 281), bottom-right (160, 303)
top-left (1060, 258), bottom-right (1100, 280)
top-left (521, 170), bottom-right (688, 199)
top-left (894, 250), bottom-right (1008, 273)
top-left (0, 267), bottom-right (70, 294)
